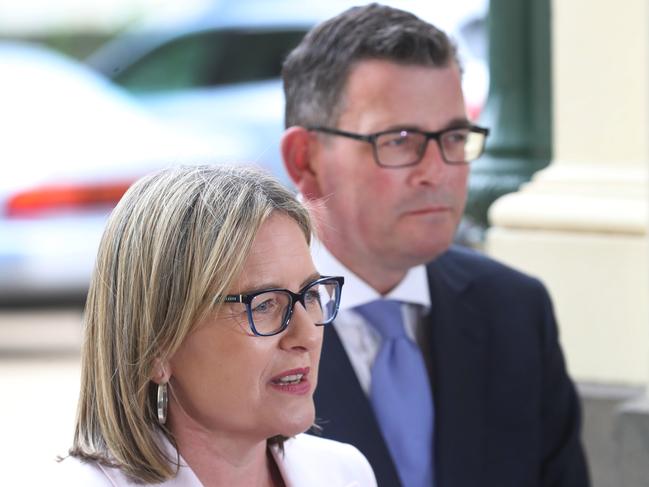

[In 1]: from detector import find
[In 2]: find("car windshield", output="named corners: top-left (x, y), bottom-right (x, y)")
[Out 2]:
top-left (113, 28), bottom-right (308, 92)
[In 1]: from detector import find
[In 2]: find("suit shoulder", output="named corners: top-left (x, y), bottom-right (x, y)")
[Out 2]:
top-left (282, 434), bottom-right (377, 486)
top-left (432, 245), bottom-right (546, 291)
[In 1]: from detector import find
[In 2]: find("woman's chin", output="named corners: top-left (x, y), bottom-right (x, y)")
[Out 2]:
top-left (274, 406), bottom-right (316, 438)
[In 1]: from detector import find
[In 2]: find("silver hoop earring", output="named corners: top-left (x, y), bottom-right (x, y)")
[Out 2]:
top-left (157, 382), bottom-right (168, 425)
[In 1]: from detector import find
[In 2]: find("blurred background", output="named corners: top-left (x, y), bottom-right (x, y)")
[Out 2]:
top-left (1, 0), bottom-right (648, 485)
top-left (0, 0), bottom-right (488, 305)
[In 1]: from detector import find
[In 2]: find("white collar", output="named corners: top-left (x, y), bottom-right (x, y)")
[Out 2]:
top-left (311, 239), bottom-right (431, 310)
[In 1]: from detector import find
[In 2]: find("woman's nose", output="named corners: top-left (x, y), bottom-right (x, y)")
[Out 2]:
top-left (279, 302), bottom-right (322, 351)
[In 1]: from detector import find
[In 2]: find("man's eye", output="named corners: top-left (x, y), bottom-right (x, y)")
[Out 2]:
top-left (379, 132), bottom-right (410, 148)
top-left (444, 130), bottom-right (469, 144)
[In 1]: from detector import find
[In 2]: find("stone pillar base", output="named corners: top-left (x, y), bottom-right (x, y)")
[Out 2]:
top-left (486, 164), bottom-right (649, 385)
top-left (615, 394), bottom-right (649, 486)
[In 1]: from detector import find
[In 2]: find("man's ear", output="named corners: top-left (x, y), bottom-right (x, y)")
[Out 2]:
top-left (151, 357), bottom-right (171, 384)
top-left (281, 126), bottom-right (322, 199)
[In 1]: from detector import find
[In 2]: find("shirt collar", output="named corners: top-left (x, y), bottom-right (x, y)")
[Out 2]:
top-left (311, 238), bottom-right (431, 310)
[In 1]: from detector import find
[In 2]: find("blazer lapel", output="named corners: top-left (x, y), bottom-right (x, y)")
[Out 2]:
top-left (314, 324), bottom-right (402, 487)
top-left (427, 249), bottom-right (488, 486)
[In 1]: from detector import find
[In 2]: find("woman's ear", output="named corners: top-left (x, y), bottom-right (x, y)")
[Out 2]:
top-left (281, 126), bottom-right (323, 199)
top-left (151, 357), bottom-right (171, 384)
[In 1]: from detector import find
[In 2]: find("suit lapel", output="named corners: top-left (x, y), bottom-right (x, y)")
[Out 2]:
top-left (314, 324), bottom-right (402, 487)
top-left (314, 247), bottom-right (489, 487)
top-left (427, 249), bottom-right (488, 486)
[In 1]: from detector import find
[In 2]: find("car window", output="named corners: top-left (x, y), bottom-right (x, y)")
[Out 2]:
top-left (114, 28), bottom-right (308, 92)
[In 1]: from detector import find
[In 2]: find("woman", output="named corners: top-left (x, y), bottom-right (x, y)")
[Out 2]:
top-left (58, 166), bottom-right (376, 486)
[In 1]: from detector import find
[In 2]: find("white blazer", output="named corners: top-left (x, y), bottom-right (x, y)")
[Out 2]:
top-left (56, 434), bottom-right (377, 487)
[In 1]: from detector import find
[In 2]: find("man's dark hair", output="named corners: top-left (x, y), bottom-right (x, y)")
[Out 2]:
top-left (282, 3), bottom-right (459, 128)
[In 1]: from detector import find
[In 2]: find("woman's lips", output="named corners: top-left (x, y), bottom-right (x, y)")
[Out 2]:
top-left (269, 367), bottom-right (311, 395)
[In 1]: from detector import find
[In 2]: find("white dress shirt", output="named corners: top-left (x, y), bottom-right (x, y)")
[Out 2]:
top-left (311, 240), bottom-right (432, 394)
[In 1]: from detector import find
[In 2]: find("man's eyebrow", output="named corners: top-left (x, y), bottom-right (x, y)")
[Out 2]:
top-left (380, 118), bottom-right (472, 133)
top-left (445, 117), bottom-right (472, 128)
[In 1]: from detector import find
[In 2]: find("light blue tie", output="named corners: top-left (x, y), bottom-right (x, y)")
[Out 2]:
top-left (355, 300), bottom-right (434, 487)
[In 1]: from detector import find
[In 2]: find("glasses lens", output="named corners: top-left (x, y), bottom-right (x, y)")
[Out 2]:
top-left (375, 130), bottom-right (427, 167)
top-left (440, 128), bottom-right (485, 163)
top-left (249, 291), bottom-right (291, 335)
top-left (303, 279), bottom-right (341, 325)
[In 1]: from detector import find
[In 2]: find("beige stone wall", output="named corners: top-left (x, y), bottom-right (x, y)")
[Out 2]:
top-left (486, 0), bottom-right (649, 386)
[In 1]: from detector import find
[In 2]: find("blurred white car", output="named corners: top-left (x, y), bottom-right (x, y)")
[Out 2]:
top-left (87, 0), bottom-right (489, 169)
top-left (0, 42), bottom-right (266, 302)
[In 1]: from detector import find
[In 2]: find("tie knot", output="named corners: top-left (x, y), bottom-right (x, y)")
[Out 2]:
top-left (354, 299), bottom-right (407, 340)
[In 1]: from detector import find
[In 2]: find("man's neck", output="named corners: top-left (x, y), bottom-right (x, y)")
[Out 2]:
top-left (322, 238), bottom-right (407, 296)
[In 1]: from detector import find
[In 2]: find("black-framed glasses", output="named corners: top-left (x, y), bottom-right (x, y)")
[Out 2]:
top-left (307, 125), bottom-right (489, 167)
top-left (219, 276), bottom-right (344, 337)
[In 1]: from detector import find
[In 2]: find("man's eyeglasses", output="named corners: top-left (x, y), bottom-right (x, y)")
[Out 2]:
top-left (219, 276), bottom-right (344, 337)
top-left (307, 125), bottom-right (489, 167)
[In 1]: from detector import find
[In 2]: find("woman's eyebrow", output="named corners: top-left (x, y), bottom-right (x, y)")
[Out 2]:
top-left (300, 272), bottom-right (323, 288)
top-left (235, 272), bottom-right (322, 295)
top-left (235, 283), bottom-right (279, 295)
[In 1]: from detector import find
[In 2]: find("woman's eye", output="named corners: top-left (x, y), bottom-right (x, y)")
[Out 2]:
top-left (252, 298), bottom-right (277, 314)
top-left (305, 289), bottom-right (321, 304)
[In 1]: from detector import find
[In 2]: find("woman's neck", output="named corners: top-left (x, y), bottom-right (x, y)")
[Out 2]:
top-left (171, 426), bottom-right (283, 487)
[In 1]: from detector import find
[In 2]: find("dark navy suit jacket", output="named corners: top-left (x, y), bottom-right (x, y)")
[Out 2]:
top-left (313, 246), bottom-right (589, 487)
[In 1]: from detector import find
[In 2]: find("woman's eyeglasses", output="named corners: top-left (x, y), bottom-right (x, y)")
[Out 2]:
top-left (218, 276), bottom-right (344, 337)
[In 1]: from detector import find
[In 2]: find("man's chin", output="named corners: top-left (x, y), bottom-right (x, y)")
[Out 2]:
top-left (405, 238), bottom-right (454, 265)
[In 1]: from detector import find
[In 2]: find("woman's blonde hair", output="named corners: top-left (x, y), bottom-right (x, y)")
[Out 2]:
top-left (70, 165), bottom-right (312, 483)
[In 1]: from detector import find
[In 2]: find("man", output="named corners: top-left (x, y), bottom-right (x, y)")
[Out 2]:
top-left (280, 3), bottom-right (589, 487)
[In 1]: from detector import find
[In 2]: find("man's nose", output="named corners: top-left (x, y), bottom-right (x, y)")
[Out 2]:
top-left (410, 138), bottom-right (447, 185)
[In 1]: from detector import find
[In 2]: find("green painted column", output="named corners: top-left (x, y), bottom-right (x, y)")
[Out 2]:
top-left (465, 0), bottom-right (552, 231)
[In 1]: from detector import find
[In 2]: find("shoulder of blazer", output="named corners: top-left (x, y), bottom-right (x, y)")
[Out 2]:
top-left (54, 456), bottom-right (113, 486)
top-left (428, 245), bottom-right (546, 295)
top-left (278, 434), bottom-right (378, 487)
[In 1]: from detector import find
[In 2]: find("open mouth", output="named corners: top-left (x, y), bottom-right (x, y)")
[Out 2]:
top-left (272, 373), bottom-right (305, 386)
top-left (269, 367), bottom-right (311, 392)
